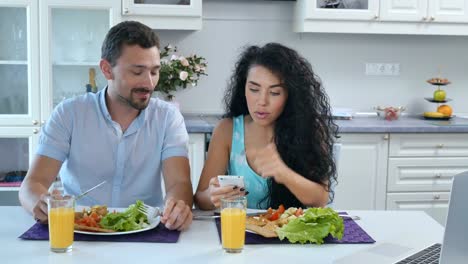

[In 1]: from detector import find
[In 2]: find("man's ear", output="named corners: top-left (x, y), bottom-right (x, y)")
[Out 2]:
top-left (100, 59), bottom-right (114, 80)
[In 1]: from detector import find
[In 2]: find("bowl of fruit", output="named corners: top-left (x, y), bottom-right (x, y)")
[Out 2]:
top-left (423, 105), bottom-right (453, 120)
top-left (375, 106), bottom-right (406, 121)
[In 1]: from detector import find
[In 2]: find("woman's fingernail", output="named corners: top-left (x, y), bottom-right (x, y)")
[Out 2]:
top-left (240, 188), bottom-right (245, 192)
top-left (245, 191), bottom-right (249, 195)
top-left (232, 186), bottom-right (238, 190)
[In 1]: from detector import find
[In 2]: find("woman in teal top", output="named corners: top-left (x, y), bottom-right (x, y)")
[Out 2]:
top-left (195, 43), bottom-right (338, 210)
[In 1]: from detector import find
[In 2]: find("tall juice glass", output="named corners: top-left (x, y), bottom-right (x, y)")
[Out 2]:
top-left (221, 196), bottom-right (247, 253)
top-left (48, 195), bottom-right (75, 253)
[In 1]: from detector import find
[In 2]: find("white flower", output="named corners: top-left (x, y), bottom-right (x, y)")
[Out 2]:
top-left (167, 44), bottom-right (173, 50)
top-left (179, 57), bottom-right (189, 67)
top-left (194, 64), bottom-right (201, 72)
top-left (170, 54), bottom-right (178, 61)
top-left (179, 71), bottom-right (188, 81)
top-left (161, 59), bottom-right (168, 64)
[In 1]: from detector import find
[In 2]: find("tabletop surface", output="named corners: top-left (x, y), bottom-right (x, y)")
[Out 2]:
top-left (0, 207), bottom-right (444, 264)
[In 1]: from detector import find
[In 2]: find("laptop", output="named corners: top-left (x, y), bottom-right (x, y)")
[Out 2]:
top-left (335, 171), bottom-right (468, 264)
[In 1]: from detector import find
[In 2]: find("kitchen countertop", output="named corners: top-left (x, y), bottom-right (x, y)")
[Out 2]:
top-left (184, 114), bottom-right (468, 133)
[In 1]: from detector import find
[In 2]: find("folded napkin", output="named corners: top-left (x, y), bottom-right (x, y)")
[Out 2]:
top-left (215, 213), bottom-right (375, 244)
top-left (19, 222), bottom-right (180, 243)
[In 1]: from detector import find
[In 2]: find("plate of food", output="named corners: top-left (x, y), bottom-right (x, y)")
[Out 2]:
top-left (74, 201), bottom-right (160, 235)
top-left (245, 205), bottom-right (344, 244)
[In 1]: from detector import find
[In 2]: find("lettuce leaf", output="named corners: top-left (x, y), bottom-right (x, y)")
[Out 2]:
top-left (99, 200), bottom-right (149, 231)
top-left (276, 207), bottom-right (344, 244)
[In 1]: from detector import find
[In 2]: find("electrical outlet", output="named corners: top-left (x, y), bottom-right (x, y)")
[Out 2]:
top-left (365, 63), bottom-right (400, 76)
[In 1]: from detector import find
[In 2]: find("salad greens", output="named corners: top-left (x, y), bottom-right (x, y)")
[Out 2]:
top-left (276, 207), bottom-right (344, 244)
top-left (99, 200), bottom-right (149, 231)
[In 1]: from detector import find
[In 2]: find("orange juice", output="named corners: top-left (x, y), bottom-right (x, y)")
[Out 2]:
top-left (49, 207), bottom-right (74, 250)
top-left (221, 207), bottom-right (246, 251)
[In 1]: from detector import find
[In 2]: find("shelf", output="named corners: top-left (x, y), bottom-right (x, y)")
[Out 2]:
top-left (0, 60), bottom-right (27, 65)
top-left (424, 97), bottom-right (452, 103)
top-left (53, 61), bottom-right (99, 66)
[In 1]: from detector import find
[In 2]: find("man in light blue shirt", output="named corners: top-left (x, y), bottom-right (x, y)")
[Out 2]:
top-left (19, 21), bottom-right (193, 231)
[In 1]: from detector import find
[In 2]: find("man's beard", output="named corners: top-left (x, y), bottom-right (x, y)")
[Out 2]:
top-left (118, 88), bottom-right (153, 110)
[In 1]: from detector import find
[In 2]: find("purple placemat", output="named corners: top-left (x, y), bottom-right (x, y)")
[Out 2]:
top-left (19, 222), bottom-right (180, 243)
top-left (215, 213), bottom-right (375, 244)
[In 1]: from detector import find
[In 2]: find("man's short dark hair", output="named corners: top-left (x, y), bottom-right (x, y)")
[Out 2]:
top-left (101, 21), bottom-right (160, 67)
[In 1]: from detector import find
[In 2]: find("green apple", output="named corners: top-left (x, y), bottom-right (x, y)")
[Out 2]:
top-left (433, 89), bottom-right (446, 101)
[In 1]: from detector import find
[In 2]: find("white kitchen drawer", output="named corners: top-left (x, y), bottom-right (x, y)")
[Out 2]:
top-left (386, 192), bottom-right (450, 225)
top-left (390, 133), bottom-right (468, 157)
top-left (388, 157), bottom-right (468, 192)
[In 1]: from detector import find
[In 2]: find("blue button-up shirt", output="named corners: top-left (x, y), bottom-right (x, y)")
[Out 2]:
top-left (37, 88), bottom-right (188, 207)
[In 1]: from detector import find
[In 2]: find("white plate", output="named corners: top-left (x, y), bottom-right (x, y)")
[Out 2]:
top-left (74, 207), bottom-right (160, 236)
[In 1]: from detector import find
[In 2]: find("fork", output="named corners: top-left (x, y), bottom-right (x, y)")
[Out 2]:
top-left (137, 203), bottom-right (162, 223)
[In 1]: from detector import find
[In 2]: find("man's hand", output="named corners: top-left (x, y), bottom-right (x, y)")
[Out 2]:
top-left (32, 193), bottom-right (49, 224)
top-left (160, 198), bottom-right (192, 231)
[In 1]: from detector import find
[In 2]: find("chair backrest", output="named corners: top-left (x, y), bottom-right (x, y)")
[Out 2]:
top-left (328, 143), bottom-right (341, 207)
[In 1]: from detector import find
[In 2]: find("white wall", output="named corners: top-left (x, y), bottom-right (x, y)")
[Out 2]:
top-left (157, 0), bottom-right (468, 115)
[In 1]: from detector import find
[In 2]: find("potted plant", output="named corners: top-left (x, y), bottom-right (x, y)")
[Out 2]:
top-left (156, 44), bottom-right (207, 101)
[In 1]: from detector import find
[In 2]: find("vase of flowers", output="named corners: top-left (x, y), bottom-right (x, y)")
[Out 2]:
top-left (157, 44), bottom-right (207, 101)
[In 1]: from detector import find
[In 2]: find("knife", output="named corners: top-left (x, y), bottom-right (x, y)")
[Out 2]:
top-left (193, 211), bottom-right (265, 220)
top-left (76, 181), bottom-right (106, 200)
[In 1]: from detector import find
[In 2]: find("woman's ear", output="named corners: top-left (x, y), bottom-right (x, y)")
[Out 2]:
top-left (100, 59), bottom-right (114, 80)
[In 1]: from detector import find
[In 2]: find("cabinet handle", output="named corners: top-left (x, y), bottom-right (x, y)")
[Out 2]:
top-left (383, 135), bottom-right (389, 140)
top-left (32, 120), bottom-right (39, 125)
top-left (433, 194), bottom-right (440, 200)
top-left (434, 173), bottom-right (442, 178)
top-left (430, 16), bottom-right (435, 21)
top-left (124, 8), bottom-right (129, 14)
top-left (422, 16), bottom-right (427, 21)
top-left (41, 120), bottom-right (46, 125)
top-left (373, 14), bottom-right (379, 20)
top-left (33, 129), bottom-right (39, 134)
top-left (436, 143), bottom-right (444, 148)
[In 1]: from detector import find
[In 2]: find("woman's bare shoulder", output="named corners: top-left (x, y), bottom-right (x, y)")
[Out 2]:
top-left (212, 118), bottom-right (234, 141)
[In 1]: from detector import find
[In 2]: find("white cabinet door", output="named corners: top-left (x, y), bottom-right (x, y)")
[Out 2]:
top-left (387, 192), bottom-right (450, 225)
top-left (39, 0), bottom-right (120, 122)
top-left (0, 0), bottom-right (40, 126)
top-left (389, 133), bottom-right (468, 157)
top-left (380, 0), bottom-right (428, 21)
top-left (332, 133), bottom-right (388, 210)
top-left (0, 127), bottom-right (39, 195)
top-left (298, 0), bottom-right (380, 21)
top-left (428, 0), bottom-right (468, 23)
top-left (188, 133), bottom-right (205, 193)
top-left (121, 0), bottom-right (202, 30)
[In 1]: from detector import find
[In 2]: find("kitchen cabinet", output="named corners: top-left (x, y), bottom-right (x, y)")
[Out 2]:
top-left (0, 127), bottom-right (39, 205)
top-left (333, 133), bottom-right (388, 210)
top-left (381, 0), bottom-right (468, 23)
top-left (121, 0), bottom-right (202, 30)
top-left (0, 0), bottom-right (40, 126)
top-left (294, 0), bottom-right (468, 35)
top-left (188, 133), bottom-right (205, 193)
top-left (40, 0), bottom-right (120, 120)
top-left (386, 133), bottom-right (468, 225)
top-left (0, 0), bottom-right (119, 200)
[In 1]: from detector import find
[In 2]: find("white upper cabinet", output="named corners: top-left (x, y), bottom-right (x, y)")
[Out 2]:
top-left (0, 0), bottom-right (40, 126)
top-left (428, 0), bottom-right (468, 23)
top-left (380, 0), bottom-right (428, 22)
top-left (381, 0), bottom-right (468, 23)
top-left (39, 0), bottom-right (120, 121)
top-left (121, 0), bottom-right (202, 30)
top-left (294, 0), bottom-right (468, 35)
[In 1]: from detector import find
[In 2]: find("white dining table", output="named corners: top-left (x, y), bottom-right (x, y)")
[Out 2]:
top-left (0, 206), bottom-right (443, 264)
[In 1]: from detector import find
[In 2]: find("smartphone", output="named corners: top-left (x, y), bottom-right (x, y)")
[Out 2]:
top-left (217, 175), bottom-right (244, 188)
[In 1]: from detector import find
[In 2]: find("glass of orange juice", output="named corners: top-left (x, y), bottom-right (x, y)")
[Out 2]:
top-left (221, 196), bottom-right (247, 253)
top-left (48, 195), bottom-right (75, 253)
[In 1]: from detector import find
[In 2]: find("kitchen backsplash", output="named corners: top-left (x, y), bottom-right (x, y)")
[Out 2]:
top-left (157, 0), bottom-right (468, 116)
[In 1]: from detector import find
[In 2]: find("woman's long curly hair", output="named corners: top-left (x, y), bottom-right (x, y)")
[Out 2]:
top-left (223, 43), bottom-right (339, 209)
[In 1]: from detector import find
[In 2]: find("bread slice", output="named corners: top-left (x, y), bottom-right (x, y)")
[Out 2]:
top-left (246, 223), bottom-right (278, 238)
